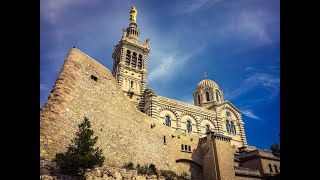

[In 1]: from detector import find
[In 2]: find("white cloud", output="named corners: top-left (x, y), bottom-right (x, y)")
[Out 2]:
top-left (241, 109), bottom-right (260, 120)
top-left (41, 0), bottom-right (88, 24)
top-left (225, 73), bottom-right (280, 101)
top-left (220, 11), bottom-right (274, 46)
top-left (147, 45), bottom-right (205, 83)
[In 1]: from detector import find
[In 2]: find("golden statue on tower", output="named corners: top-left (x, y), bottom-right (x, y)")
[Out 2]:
top-left (130, 6), bottom-right (137, 23)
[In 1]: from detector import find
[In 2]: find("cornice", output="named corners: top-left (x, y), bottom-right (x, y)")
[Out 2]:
top-left (217, 101), bottom-right (241, 113)
top-left (156, 96), bottom-right (216, 117)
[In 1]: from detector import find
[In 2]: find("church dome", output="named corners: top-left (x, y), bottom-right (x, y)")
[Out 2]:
top-left (195, 79), bottom-right (219, 92)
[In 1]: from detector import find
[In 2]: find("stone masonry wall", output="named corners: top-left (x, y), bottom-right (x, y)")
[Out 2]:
top-left (213, 136), bottom-right (235, 180)
top-left (259, 159), bottom-right (280, 175)
top-left (40, 48), bottom-right (202, 177)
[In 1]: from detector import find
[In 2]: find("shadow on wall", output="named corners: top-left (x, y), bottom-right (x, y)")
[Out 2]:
top-left (175, 141), bottom-right (204, 180)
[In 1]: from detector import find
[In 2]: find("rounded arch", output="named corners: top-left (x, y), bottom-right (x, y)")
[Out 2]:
top-left (181, 114), bottom-right (197, 134)
top-left (200, 119), bottom-right (216, 135)
top-left (202, 88), bottom-right (212, 102)
top-left (158, 106), bottom-right (179, 128)
top-left (219, 108), bottom-right (240, 136)
top-left (197, 94), bottom-right (201, 105)
top-left (180, 111), bottom-right (197, 123)
top-left (217, 105), bottom-right (241, 120)
top-left (158, 106), bottom-right (178, 115)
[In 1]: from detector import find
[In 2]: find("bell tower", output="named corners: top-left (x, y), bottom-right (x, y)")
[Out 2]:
top-left (111, 6), bottom-right (150, 111)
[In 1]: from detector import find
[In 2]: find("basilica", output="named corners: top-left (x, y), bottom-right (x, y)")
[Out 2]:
top-left (40, 6), bottom-right (280, 180)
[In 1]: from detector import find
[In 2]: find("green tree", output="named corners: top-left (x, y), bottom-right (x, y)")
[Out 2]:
top-left (55, 117), bottom-right (105, 177)
top-left (270, 143), bottom-right (280, 158)
top-left (271, 133), bottom-right (280, 158)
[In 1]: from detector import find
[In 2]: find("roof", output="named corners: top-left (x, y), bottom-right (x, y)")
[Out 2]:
top-left (195, 79), bottom-right (220, 93)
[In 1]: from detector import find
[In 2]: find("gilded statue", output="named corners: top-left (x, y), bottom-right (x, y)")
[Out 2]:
top-left (130, 6), bottom-right (137, 23)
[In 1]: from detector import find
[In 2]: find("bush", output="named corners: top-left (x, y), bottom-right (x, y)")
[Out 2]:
top-left (123, 162), bottom-right (135, 170)
top-left (177, 172), bottom-right (191, 180)
top-left (149, 164), bottom-right (157, 175)
top-left (160, 170), bottom-right (177, 180)
top-left (136, 164), bottom-right (157, 176)
top-left (54, 117), bottom-right (105, 177)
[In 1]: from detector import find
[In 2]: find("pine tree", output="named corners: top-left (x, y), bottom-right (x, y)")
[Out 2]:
top-left (55, 117), bottom-right (105, 177)
top-left (271, 133), bottom-right (280, 158)
top-left (270, 143), bottom-right (280, 158)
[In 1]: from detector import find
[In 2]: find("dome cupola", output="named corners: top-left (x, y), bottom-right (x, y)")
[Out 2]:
top-left (193, 73), bottom-right (224, 109)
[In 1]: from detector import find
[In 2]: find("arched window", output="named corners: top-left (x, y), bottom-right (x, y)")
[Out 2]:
top-left (186, 120), bottom-right (192, 133)
top-left (130, 81), bottom-right (133, 88)
top-left (226, 111), bottom-right (231, 118)
top-left (132, 52), bottom-right (137, 67)
top-left (206, 91), bottom-right (210, 101)
top-left (226, 120), bottom-right (230, 133)
top-left (165, 115), bottom-right (171, 127)
top-left (268, 164), bottom-right (273, 172)
top-left (205, 125), bottom-right (210, 133)
top-left (125, 50), bottom-right (131, 66)
top-left (216, 91), bottom-right (220, 102)
top-left (274, 165), bottom-right (278, 173)
top-left (138, 54), bottom-right (143, 69)
top-left (198, 94), bottom-right (201, 105)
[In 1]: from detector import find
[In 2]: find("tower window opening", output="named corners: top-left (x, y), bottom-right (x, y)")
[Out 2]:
top-left (163, 136), bottom-right (166, 145)
top-left (125, 50), bottom-right (131, 66)
top-left (198, 94), bottom-right (201, 105)
top-left (165, 115), bottom-right (171, 127)
top-left (268, 164), bottom-right (273, 172)
top-left (215, 91), bottom-right (220, 102)
top-left (138, 54), bottom-right (143, 69)
top-left (132, 52), bottom-right (137, 67)
top-left (130, 81), bottom-right (134, 88)
top-left (186, 120), bottom-right (192, 133)
top-left (206, 91), bottom-right (210, 101)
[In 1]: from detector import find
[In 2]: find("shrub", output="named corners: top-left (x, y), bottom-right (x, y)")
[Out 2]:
top-left (160, 170), bottom-right (177, 180)
top-left (54, 117), bottom-right (105, 177)
top-left (123, 162), bottom-right (135, 170)
top-left (149, 164), bottom-right (157, 175)
top-left (177, 172), bottom-right (191, 180)
top-left (137, 164), bottom-right (157, 176)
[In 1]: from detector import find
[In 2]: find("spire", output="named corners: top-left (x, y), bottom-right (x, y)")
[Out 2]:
top-left (204, 72), bottom-right (207, 79)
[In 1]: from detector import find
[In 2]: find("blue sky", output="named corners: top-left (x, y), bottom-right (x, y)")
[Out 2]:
top-left (40, 0), bottom-right (280, 150)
